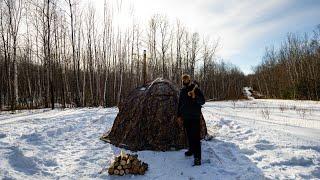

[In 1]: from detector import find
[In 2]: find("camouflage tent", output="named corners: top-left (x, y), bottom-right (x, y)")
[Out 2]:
top-left (101, 78), bottom-right (207, 151)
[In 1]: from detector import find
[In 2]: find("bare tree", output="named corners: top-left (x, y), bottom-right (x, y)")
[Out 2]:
top-left (4, 0), bottom-right (23, 110)
top-left (190, 32), bottom-right (200, 77)
top-left (7, 0), bottom-right (316, 109)
top-left (159, 15), bottom-right (169, 78)
top-left (175, 20), bottom-right (184, 83)
top-left (67, 0), bottom-right (81, 107)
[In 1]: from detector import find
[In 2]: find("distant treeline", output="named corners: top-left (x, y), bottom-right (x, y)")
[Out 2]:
top-left (248, 25), bottom-right (320, 100)
top-left (0, 0), bottom-right (244, 110)
top-left (1, 1), bottom-right (319, 111)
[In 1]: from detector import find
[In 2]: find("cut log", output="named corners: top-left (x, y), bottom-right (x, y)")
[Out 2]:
top-left (115, 156), bottom-right (120, 162)
top-left (132, 159), bottom-right (140, 166)
top-left (114, 161), bottom-right (119, 167)
top-left (114, 169), bottom-right (119, 175)
top-left (132, 166), bottom-right (139, 174)
top-left (128, 156), bottom-right (134, 161)
top-left (119, 169), bottom-right (125, 176)
top-left (142, 162), bottom-right (148, 170)
top-left (120, 160), bottom-right (126, 166)
top-left (127, 163), bottom-right (132, 169)
top-left (139, 166), bottom-right (146, 175)
top-left (121, 155), bottom-right (128, 160)
top-left (107, 153), bottom-right (148, 176)
top-left (108, 167), bottom-right (114, 175)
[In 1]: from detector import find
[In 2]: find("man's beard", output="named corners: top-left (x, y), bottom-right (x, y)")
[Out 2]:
top-left (183, 82), bottom-right (190, 86)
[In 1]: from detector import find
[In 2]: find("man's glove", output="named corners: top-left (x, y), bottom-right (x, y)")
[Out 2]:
top-left (188, 91), bottom-right (196, 98)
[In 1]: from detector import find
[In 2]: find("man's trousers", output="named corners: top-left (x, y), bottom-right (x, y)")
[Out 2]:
top-left (184, 117), bottom-right (201, 159)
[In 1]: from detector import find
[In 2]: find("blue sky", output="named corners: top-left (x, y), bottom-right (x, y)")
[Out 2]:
top-left (219, 0), bottom-right (320, 74)
top-left (91, 0), bottom-right (320, 74)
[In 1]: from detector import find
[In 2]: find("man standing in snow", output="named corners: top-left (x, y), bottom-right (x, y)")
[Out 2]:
top-left (177, 74), bottom-right (205, 166)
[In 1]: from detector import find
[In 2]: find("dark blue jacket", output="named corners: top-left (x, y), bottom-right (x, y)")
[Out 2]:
top-left (177, 83), bottom-right (205, 119)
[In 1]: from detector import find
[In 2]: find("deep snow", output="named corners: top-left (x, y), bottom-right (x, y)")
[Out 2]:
top-left (0, 99), bottom-right (319, 179)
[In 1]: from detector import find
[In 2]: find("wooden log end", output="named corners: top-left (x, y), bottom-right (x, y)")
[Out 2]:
top-left (119, 169), bottom-right (125, 176)
top-left (108, 167), bottom-right (114, 175)
top-left (120, 160), bottom-right (126, 166)
top-left (114, 169), bottom-right (120, 175)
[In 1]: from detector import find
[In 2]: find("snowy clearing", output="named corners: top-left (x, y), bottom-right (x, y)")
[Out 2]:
top-left (0, 99), bottom-right (319, 179)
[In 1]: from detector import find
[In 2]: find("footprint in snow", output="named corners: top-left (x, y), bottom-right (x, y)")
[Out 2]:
top-left (254, 139), bottom-right (276, 150)
top-left (0, 133), bottom-right (7, 139)
top-left (240, 148), bottom-right (256, 155)
top-left (270, 157), bottom-right (314, 167)
top-left (254, 155), bottom-right (264, 161)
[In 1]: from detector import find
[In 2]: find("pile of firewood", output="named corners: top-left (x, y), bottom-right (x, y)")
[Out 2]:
top-left (107, 152), bottom-right (148, 176)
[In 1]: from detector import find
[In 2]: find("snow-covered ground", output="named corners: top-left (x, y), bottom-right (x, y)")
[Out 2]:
top-left (0, 99), bottom-right (319, 179)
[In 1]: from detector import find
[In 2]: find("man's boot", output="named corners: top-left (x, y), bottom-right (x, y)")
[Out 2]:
top-left (185, 150), bottom-right (193, 157)
top-left (193, 158), bottom-right (201, 166)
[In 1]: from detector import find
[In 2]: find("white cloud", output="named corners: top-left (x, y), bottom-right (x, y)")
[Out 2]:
top-left (88, 0), bottom-right (319, 70)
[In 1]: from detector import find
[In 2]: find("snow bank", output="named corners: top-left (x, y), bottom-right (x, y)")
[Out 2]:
top-left (0, 99), bottom-right (319, 179)
top-left (203, 99), bottom-right (320, 179)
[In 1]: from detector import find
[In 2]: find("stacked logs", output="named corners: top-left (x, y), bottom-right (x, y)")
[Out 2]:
top-left (108, 153), bottom-right (148, 176)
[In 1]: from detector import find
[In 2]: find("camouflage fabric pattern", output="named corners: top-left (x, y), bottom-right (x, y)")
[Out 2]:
top-left (101, 78), bottom-right (207, 151)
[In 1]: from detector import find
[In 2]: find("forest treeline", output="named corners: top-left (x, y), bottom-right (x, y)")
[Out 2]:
top-left (0, 0), bottom-right (319, 111)
top-left (248, 26), bottom-right (320, 100)
top-left (0, 0), bottom-right (244, 110)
